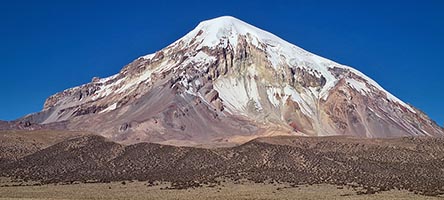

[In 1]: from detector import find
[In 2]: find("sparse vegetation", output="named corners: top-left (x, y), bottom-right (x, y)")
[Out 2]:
top-left (0, 181), bottom-right (441, 200)
top-left (1, 134), bottom-right (444, 197)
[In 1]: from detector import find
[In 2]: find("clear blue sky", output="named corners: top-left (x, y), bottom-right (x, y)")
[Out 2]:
top-left (0, 0), bottom-right (443, 126)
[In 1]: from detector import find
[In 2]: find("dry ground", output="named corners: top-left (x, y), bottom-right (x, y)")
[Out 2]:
top-left (0, 181), bottom-right (441, 200)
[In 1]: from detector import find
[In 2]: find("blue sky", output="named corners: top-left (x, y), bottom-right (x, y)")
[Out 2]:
top-left (0, 0), bottom-right (443, 126)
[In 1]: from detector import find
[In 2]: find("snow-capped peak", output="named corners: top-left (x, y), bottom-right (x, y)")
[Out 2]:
top-left (145, 16), bottom-right (417, 114)
top-left (173, 16), bottom-right (289, 51)
top-left (30, 16), bottom-right (442, 146)
top-left (186, 16), bottom-right (288, 48)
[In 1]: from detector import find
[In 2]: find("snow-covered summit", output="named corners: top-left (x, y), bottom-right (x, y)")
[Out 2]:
top-left (179, 16), bottom-right (289, 49)
top-left (170, 16), bottom-right (415, 112)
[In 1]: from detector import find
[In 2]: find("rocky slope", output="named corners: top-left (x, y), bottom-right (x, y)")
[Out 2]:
top-left (2, 135), bottom-right (444, 196)
top-left (9, 16), bottom-right (443, 146)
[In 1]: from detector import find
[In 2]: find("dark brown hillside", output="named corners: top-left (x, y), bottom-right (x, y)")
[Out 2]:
top-left (1, 135), bottom-right (444, 196)
top-left (0, 130), bottom-right (89, 163)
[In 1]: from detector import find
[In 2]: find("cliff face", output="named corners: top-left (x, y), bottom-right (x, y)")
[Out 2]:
top-left (16, 16), bottom-right (443, 146)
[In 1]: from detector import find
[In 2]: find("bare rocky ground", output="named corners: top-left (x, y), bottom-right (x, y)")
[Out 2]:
top-left (1, 132), bottom-right (444, 197)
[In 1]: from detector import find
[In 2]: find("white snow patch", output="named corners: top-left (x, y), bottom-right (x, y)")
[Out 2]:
top-left (95, 79), bottom-right (121, 99)
top-left (100, 102), bottom-right (117, 113)
top-left (266, 87), bottom-right (281, 107)
top-left (346, 79), bottom-right (370, 95)
top-left (283, 85), bottom-right (313, 116)
top-left (368, 107), bottom-right (382, 118)
top-left (182, 51), bottom-right (216, 67)
top-left (115, 69), bottom-right (153, 94)
top-left (214, 77), bottom-right (249, 112)
top-left (214, 76), bottom-right (262, 113)
top-left (142, 53), bottom-right (155, 60)
top-left (266, 85), bottom-right (313, 116)
top-left (247, 65), bottom-right (258, 76)
top-left (246, 76), bottom-right (262, 110)
top-left (194, 79), bottom-right (201, 87)
top-left (97, 74), bottom-right (118, 84)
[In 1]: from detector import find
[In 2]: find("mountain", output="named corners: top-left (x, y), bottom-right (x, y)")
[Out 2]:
top-left (11, 16), bottom-right (443, 146)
